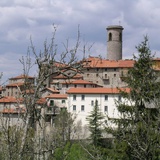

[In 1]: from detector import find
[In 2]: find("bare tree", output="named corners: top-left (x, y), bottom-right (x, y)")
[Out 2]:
top-left (0, 25), bottom-right (87, 159)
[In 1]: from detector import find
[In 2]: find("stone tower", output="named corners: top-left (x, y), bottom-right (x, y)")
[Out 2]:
top-left (106, 25), bottom-right (124, 60)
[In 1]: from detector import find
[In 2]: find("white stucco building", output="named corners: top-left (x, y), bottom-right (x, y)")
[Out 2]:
top-left (67, 87), bottom-right (130, 127)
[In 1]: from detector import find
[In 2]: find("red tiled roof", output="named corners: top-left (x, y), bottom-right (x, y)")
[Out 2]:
top-left (0, 108), bottom-right (26, 114)
top-left (67, 87), bottom-right (130, 94)
top-left (45, 94), bottom-right (67, 99)
top-left (0, 96), bottom-right (23, 103)
top-left (36, 98), bottom-right (46, 104)
top-left (118, 60), bottom-right (135, 68)
top-left (6, 82), bottom-right (24, 87)
top-left (83, 57), bottom-right (134, 68)
top-left (9, 74), bottom-right (34, 80)
top-left (45, 88), bottom-right (60, 93)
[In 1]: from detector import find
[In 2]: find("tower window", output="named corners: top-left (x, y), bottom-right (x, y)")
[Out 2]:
top-left (109, 32), bottom-right (112, 41)
top-left (119, 33), bottom-right (122, 41)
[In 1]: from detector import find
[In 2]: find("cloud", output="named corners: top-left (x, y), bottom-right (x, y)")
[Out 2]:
top-left (0, 0), bottom-right (160, 82)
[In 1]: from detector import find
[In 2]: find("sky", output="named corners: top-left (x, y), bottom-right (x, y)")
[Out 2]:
top-left (0, 0), bottom-right (160, 84)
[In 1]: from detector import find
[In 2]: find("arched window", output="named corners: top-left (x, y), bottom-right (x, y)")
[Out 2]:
top-left (109, 32), bottom-right (112, 41)
top-left (119, 33), bottom-right (122, 41)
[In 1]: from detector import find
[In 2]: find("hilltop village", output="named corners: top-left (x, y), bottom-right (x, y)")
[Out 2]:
top-left (0, 25), bottom-right (160, 136)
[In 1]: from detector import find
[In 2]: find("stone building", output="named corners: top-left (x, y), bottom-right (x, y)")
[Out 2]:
top-left (82, 56), bottom-right (134, 88)
top-left (3, 75), bottom-right (35, 97)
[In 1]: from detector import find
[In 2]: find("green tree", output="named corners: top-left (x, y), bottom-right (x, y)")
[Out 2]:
top-left (87, 99), bottom-right (104, 147)
top-left (108, 36), bottom-right (160, 160)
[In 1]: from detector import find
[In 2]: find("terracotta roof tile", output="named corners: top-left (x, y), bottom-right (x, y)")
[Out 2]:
top-left (6, 82), bottom-right (24, 87)
top-left (83, 57), bottom-right (134, 68)
top-left (9, 74), bottom-right (34, 80)
top-left (45, 94), bottom-right (67, 99)
top-left (36, 98), bottom-right (46, 104)
top-left (0, 96), bottom-right (23, 103)
top-left (0, 108), bottom-right (26, 114)
top-left (67, 87), bottom-right (130, 94)
top-left (46, 88), bottom-right (60, 93)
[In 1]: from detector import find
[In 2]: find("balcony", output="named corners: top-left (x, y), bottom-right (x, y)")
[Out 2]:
top-left (45, 106), bottom-right (59, 115)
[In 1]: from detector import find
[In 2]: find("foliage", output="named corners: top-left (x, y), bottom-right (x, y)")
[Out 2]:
top-left (0, 126), bottom-right (35, 160)
top-left (86, 100), bottom-right (104, 147)
top-left (53, 109), bottom-right (75, 145)
top-left (108, 36), bottom-right (160, 160)
top-left (52, 142), bottom-right (92, 160)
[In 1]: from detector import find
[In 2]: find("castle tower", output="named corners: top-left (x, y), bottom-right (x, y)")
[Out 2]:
top-left (106, 25), bottom-right (124, 60)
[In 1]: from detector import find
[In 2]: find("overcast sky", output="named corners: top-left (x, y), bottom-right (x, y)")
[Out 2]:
top-left (0, 0), bottom-right (160, 83)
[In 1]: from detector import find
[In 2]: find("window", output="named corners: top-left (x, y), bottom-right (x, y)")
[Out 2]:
top-left (96, 68), bottom-right (99, 71)
top-left (109, 32), bottom-right (112, 41)
top-left (119, 33), bottom-right (122, 41)
top-left (105, 95), bottom-right (108, 101)
top-left (91, 100), bottom-right (94, 106)
top-left (84, 84), bottom-right (86, 88)
top-left (105, 74), bottom-right (108, 78)
top-left (62, 100), bottom-right (65, 103)
top-left (73, 105), bottom-right (76, 111)
top-left (73, 95), bottom-right (76, 100)
top-left (114, 74), bottom-right (116, 77)
top-left (104, 106), bottom-right (108, 112)
top-left (74, 85), bottom-right (77, 88)
top-left (50, 100), bottom-right (54, 106)
top-left (105, 68), bottom-right (107, 71)
top-left (66, 84), bottom-right (68, 88)
top-left (114, 68), bottom-right (117, 71)
top-left (81, 105), bottom-right (85, 111)
top-left (81, 95), bottom-right (85, 100)
top-left (118, 96), bottom-right (121, 101)
top-left (96, 74), bottom-right (98, 77)
top-left (87, 68), bottom-right (89, 71)
top-left (87, 74), bottom-right (89, 77)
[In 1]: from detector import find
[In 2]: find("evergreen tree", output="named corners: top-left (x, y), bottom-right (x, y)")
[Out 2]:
top-left (108, 36), bottom-right (160, 160)
top-left (87, 99), bottom-right (104, 147)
